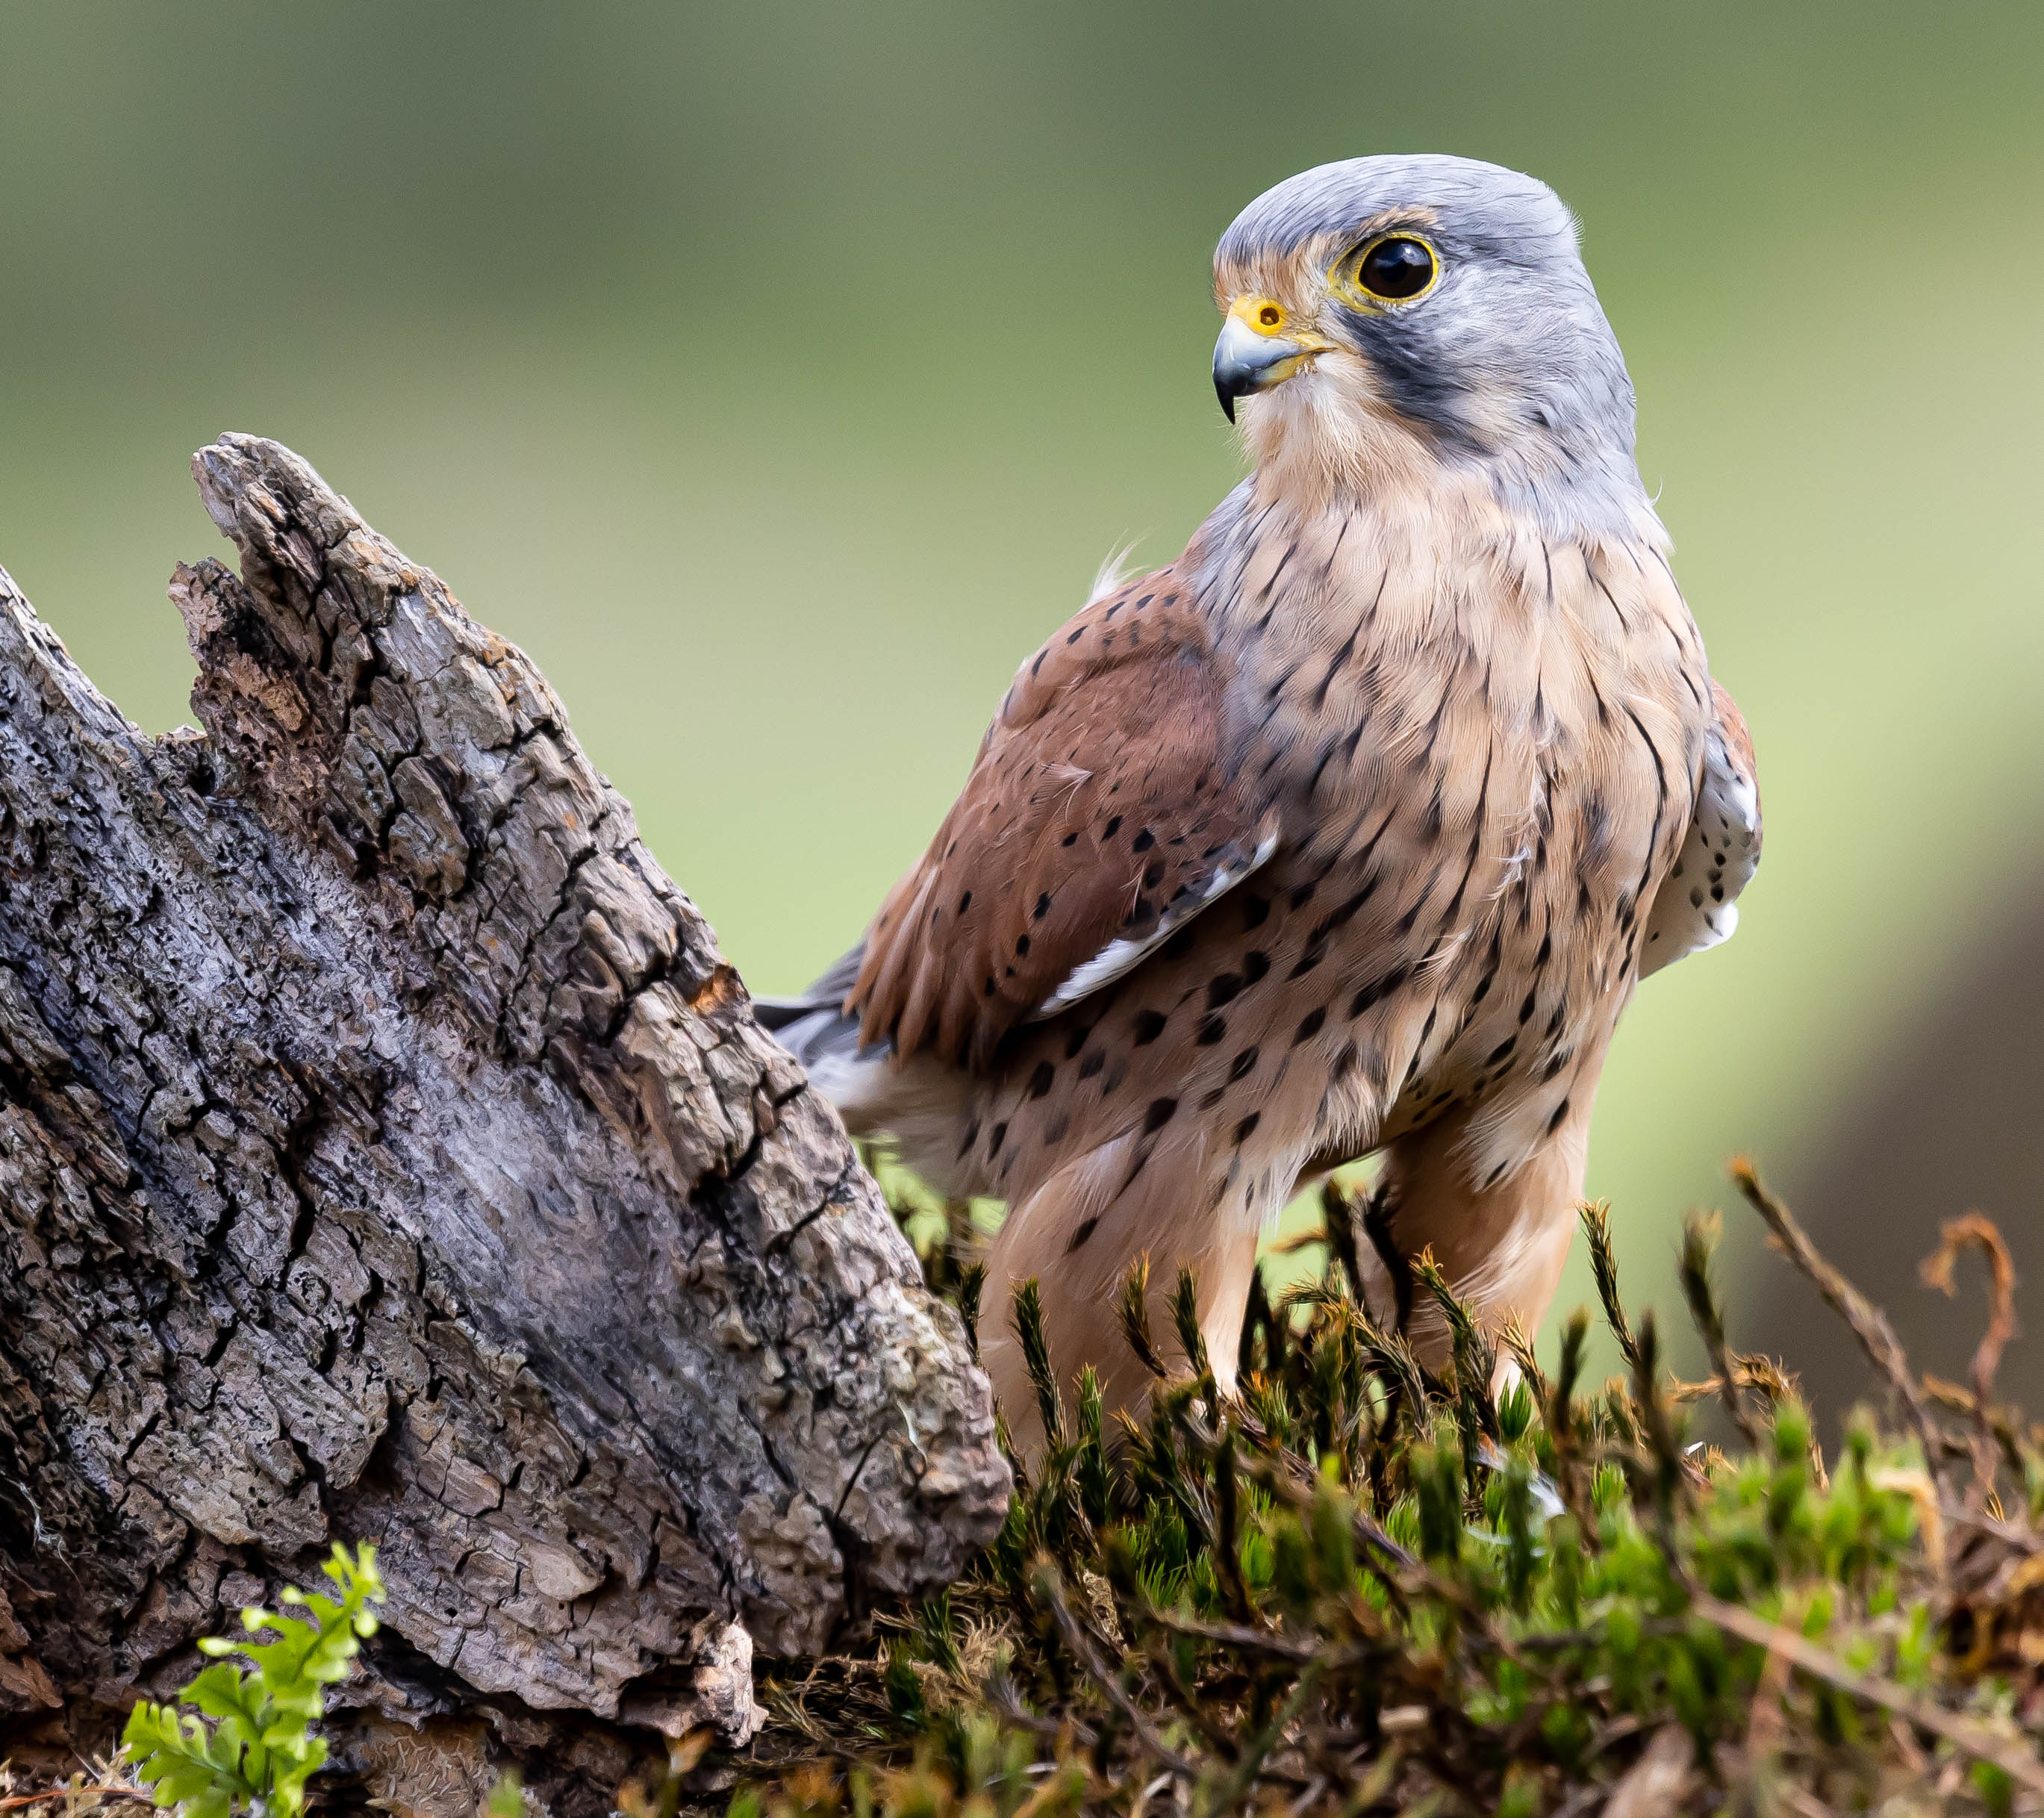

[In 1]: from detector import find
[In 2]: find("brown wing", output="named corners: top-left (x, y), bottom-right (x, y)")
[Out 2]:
top-left (848, 568), bottom-right (1273, 1067)
top-left (1640, 678), bottom-right (1761, 978)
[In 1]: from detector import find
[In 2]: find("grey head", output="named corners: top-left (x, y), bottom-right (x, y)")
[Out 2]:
top-left (1212, 155), bottom-right (1651, 537)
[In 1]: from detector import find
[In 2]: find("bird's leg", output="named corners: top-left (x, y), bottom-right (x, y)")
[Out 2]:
top-left (976, 1144), bottom-right (1264, 1457)
top-left (1371, 1083), bottom-right (1601, 1372)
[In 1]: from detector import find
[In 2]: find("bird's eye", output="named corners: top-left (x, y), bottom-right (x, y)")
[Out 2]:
top-left (1353, 235), bottom-right (1437, 302)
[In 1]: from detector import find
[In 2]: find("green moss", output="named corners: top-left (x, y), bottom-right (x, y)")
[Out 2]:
top-left (727, 1162), bottom-right (2044, 1815)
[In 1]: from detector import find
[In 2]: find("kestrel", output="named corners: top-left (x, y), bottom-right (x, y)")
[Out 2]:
top-left (761, 155), bottom-right (1760, 1448)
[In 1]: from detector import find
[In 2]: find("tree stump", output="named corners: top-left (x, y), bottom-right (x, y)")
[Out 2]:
top-left (0, 435), bottom-right (1007, 1810)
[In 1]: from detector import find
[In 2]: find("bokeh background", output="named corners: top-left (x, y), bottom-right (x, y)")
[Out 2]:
top-left (4, 1), bottom-right (2041, 1416)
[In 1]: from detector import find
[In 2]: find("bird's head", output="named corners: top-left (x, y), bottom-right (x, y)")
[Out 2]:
top-left (1212, 155), bottom-right (1647, 530)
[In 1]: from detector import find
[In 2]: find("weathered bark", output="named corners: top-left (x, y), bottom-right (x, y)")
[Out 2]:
top-left (0, 436), bottom-right (1006, 1807)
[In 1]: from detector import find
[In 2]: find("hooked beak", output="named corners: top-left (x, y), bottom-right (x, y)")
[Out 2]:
top-left (1212, 302), bottom-right (1328, 423)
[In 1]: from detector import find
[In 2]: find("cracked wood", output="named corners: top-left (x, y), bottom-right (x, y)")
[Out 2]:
top-left (0, 435), bottom-right (1006, 1803)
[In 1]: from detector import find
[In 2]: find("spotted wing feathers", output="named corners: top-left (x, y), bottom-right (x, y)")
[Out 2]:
top-left (848, 569), bottom-right (1270, 1065)
top-left (1640, 679), bottom-right (1760, 978)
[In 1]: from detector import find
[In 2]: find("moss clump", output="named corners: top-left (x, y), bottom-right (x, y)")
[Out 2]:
top-left (709, 1160), bottom-right (2044, 1816)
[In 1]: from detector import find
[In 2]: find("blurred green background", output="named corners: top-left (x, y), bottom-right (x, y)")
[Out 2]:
top-left (4, 2), bottom-right (2041, 1393)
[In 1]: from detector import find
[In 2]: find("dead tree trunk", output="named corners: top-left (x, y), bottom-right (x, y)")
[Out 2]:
top-left (0, 435), bottom-right (1007, 1809)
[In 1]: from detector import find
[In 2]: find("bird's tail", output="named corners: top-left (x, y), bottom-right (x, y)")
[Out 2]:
top-left (758, 940), bottom-right (979, 1197)
top-left (752, 941), bottom-right (870, 1083)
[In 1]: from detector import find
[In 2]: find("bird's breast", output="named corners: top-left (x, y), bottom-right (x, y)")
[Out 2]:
top-left (938, 494), bottom-right (1712, 1218)
top-left (1201, 496), bottom-right (1710, 1133)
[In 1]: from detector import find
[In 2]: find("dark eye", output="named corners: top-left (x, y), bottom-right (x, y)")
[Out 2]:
top-left (1356, 236), bottom-right (1436, 301)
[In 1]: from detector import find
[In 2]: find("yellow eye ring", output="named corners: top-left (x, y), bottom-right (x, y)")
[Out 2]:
top-left (1340, 231), bottom-right (1441, 307)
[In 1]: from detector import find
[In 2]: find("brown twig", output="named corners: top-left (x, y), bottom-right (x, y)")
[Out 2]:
top-left (1921, 1213), bottom-right (2020, 1504)
top-left (1141, 1604), bottom-right (1336, 1664)
top-left (1200, 1657), bottom-right (1326, 1814)
top-left (1921, 1214), bottom-right (2019, 1404)
top-left (1032, 1563), bottom-right (1197, 1781)
top-left (1730, 1158), bottom-right (1943, 1481)
top-left (1692, 1591), bottom-right (2044, 1793)
top-left (1136, 1636), bottom-right (1244, 1762)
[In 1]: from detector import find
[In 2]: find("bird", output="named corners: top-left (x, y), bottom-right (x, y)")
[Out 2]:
top-left (759, 154), bottom-right (1760, 1451)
